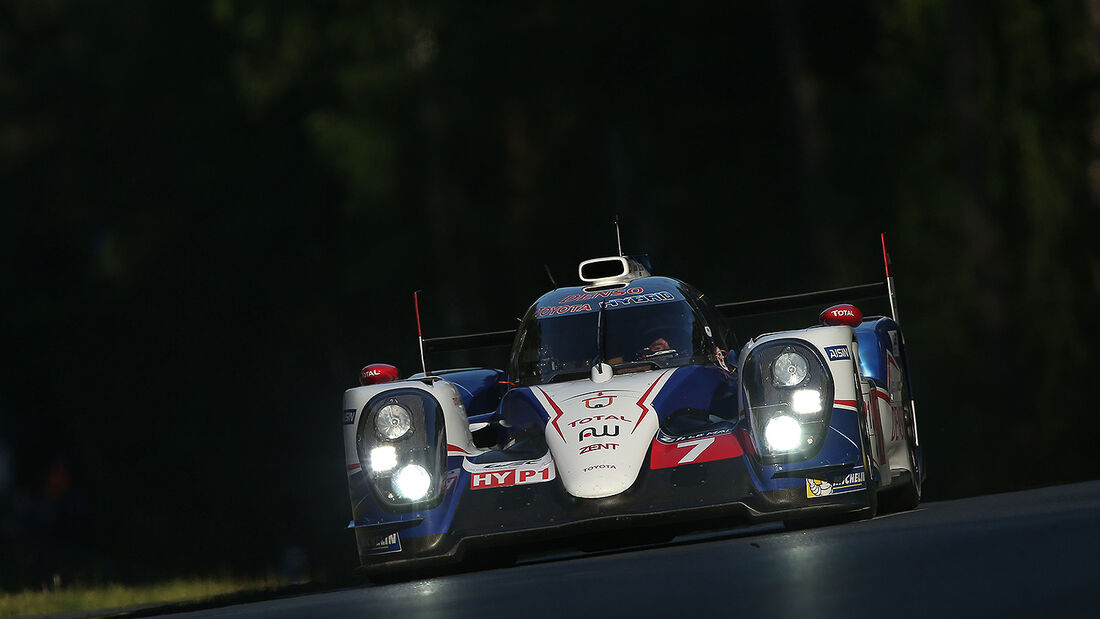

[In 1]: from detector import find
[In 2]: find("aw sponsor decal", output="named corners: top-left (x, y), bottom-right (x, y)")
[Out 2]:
top-left (806, 467), bottom-right (867, 498)
top-left (650, 428), bottom-right (744, 470)
top-left (363, 531), bottom-right (402, 555)
top-left (824, 345), bottom-right (851, 361)
top-left (578, 425), bottom-right (619, 441)
top-left (343, 408), bottom-right (357, 425)
top-left (463, 452), bottom-right (556, 490)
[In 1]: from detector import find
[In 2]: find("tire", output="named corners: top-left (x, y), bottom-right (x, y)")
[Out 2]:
top-left (879, 385), bottom-right (921, 513)
top-left (854, 374), bottom-right (879, 520)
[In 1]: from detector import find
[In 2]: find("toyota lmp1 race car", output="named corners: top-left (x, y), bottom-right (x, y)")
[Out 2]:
top-left (342, 234), bottom-right (924, 575)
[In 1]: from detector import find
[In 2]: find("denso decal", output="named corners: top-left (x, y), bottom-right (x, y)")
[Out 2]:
top-left (578, 425), bottom-right (620, 441)
top-left (579, 442), bottom-right (618, 455)
top-left (363, 532), bottom-right (402, 555)
top-left (650, 430), bottom-right (744, 470)
top-left (603, 291), bottom-right (675, 309)
top-left (567, 414), bottom-right (631, 428)
top-left (343, 408), bottom-right (357, 425)
top-left (560, 287), bottom-right (644, 303)
top-left (806, 468), bottom-right (867, 498)
top-left (824, 345), bottom-right (851, 361)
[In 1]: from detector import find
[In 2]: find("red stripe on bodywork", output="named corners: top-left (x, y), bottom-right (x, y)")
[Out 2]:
top-left (649, 432), bottom-right (744, 470)
top-left (536, 387), bottom-right (567, 442)
top-left (633, 370), bottom-right (670, 434)
top-left (873, 389), bottom-right (891, 404)
top-left (447, 444), bottom-right (474, 455)
top-left (834, 399), bottom-right (858, 408)
top-left (347, 463), bottom-right (362, 472)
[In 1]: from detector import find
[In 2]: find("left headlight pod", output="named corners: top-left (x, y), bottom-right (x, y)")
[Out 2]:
top-left (741, 340), bottom-right (834, 462)
top-left (356, 389), bottom-right (447, 510)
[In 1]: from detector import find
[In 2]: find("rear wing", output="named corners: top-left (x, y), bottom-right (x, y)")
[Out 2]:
top-left (417, 236), bottom-right (900, 350)
top-left (422, 329), bottom-right (515, 355)
top-left (417, 281), bottom-right (889, 357)
top-left (714, 282), bottom-right (887, 319)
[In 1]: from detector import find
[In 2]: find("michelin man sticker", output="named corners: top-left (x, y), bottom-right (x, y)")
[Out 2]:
top-left (806, 468), bottom-right (867, 498)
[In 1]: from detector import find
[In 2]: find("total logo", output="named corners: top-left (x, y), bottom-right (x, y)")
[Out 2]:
top-left (567, 414), bottom-right (631, 428)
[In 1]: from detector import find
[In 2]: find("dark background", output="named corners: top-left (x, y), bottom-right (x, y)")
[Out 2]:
top-left (2, 0), bottom-right (1098, 590)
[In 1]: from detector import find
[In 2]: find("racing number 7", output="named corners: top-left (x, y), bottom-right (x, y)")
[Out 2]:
top-left (675, 437), bottom-right (715, 464)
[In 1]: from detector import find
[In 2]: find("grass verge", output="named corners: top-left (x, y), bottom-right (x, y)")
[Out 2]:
top-left (0, 576), bottom-right (282, 617)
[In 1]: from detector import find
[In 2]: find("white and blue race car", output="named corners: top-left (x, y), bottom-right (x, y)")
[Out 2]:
top-left (343, 236), bottom-right (923, 574)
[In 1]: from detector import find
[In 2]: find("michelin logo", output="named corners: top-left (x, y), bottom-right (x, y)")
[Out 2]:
top-left (364, 532), bottom-right (402, 555)
top-left (806, 469), bottom-right (866, 498)
top-left (824, 345), bottom-right (851, 361)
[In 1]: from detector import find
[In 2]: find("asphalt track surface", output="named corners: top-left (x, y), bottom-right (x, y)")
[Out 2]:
top-left (157, 480), bottom-right (1100, 618)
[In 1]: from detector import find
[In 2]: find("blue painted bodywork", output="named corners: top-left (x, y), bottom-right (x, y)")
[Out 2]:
top-left (349, 281), bottom-right (911, 569)
top-left (854, 316), bottom-right (902, 389)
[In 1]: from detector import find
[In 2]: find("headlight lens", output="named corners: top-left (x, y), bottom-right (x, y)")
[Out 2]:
top-left (773, 352), bottom-right (809, 387)
top-left (393, 464), bottom-right (432, 500)
top-left (764, 415), bottom-right (802, 451)
top-left (355, 388), bottom-right (447, 510)
top-left (375, 403), bottom-right (412, 440)
top-left (742, 340), bottom-right (835, 462)
top-left (369, 445), bottom-right (398, 473)
top-left (790, 389), bottom-right (822, 415)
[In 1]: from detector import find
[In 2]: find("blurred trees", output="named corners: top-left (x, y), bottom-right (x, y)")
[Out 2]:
top-left (0, 0), bottom-right (1097, 588)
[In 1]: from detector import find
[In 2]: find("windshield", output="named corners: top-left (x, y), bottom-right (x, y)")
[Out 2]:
top-left (512, 295), bottom-right (709, 386)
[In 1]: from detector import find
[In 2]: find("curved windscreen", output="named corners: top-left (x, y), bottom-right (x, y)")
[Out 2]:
top-left (512, 293), bottom-right (710, 386)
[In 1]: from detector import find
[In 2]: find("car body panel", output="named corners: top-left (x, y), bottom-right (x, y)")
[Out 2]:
top-left (343, 258), bottom-right (920, 572)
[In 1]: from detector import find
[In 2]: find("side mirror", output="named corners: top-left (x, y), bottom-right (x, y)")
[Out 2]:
top-left (360, 363), bottom-right (400, 385)
top-left (819, 304), bottom-right (862, 327)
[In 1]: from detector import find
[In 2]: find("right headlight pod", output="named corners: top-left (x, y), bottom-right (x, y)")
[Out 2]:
top-left (742, 340), bottom-right (834, 462)
top-left (356, 389), bottom-right (447, 510)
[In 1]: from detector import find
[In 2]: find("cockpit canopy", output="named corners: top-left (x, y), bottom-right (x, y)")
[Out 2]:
top-left (510, 277), bottom-right (717, 386)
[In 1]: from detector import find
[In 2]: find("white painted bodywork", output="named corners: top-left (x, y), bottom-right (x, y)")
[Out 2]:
top-left (343, 326), bottom-right (915, 501)
top-left (530, 369), bottom-right (676, 499)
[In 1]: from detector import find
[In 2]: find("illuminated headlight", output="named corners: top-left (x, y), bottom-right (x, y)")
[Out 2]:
top-left (369, 446), bottom-right (397, 473)
top-left (393, 464), bottom-right (432, 500)
top-left (773, 352), bottom-right (809, 387)
top-left (791, 389), bottom-right (822, 415)
top-left (375, 403), bottom-right (412, 440)
top-left (764, 415), bottom-right (802, 452)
